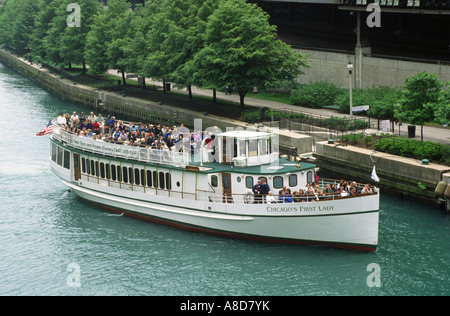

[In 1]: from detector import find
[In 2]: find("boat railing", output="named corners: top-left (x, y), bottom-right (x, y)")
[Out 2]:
top-left (195, 188), bottom-right (378, 205)
top-left (52, 121), bottom-right (190, 167)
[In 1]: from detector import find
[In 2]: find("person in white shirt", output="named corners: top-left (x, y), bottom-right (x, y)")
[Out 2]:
top-left (266, 191), bottom-right (276, 203)
top-left (57, 113), bottom-right (66, 125)
top-left (70, 111), bottom-right (79, 123)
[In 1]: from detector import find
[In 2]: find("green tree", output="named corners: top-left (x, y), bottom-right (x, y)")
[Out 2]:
top-left (192, 0), bottom-right (309, 107)
top-left (30, 0), bottom-right (60, 60)
top-left (59, 0), bottom-right (101, 72)
top-left (85, 0), bottom-right (130, 79)
top-left (395, 71), bottom-right (442, 141)
top-left (435, 81), bottom-right (450, 125)
top-left (0, 0), bottom-right (41, 49)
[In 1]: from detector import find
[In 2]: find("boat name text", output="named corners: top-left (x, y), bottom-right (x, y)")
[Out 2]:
top-left (266, 205), bottom-right (334, 212)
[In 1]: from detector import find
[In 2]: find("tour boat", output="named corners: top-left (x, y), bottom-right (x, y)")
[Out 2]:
top-left (49, 119), bottom-right (379, 251)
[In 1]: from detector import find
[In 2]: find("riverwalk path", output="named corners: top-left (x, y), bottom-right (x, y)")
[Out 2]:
top-left (109, 70), bottom-right (449, 146)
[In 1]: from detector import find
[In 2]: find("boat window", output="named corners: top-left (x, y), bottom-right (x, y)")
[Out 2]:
top-left (111, 164), bottom-right (116, 181)
top-left (122, 166), bottom-right (128, 183)
top-left (307, 171), bottom-right (313, 184)
top-left (259, 138), bottom-right (268, 155)
top-left (95, 161), bottom-right (99, 177)
top-left (245, 176), bottom-right (253, 189)
top-left (106, 164), bottom-right (110, 180)
top-left (86, 159), bottom-right (90, 175)
top-left (146, 170), bottom-right (152, 187)
top-left (100, 162), bottom-right (105, 179)
top-left (159, 172), bottom-right (165, 189)
top-left (165, 173), bottom-right (171, 190)
top-left (91, 160), bottom-right (95, 176)
top-left (238, 139), bottom-right (246, 157)
top-left (248, 139), bottom-right (258, 157)
top-left (128, 167), bottom-right (133, 184)
top-left (51, 143), bottom-right (57, 162)
top-left (140, 169), bottom-right (146, 186)
top-left (289, 174), bottom-right (297, 187)
top-left (273, 176), bottom-right (283, 189)
top-left (153, 171), bottom-right (158, 188)
top-left (63, 150), bottom-right (70, 169)
top-left (81, 158), bottom-right (86, 174)
top-left (117, 165), bottom-right (122, 182)
top-left (211, 175), bottom-right (218, 187)
top-left (57, 146), bottom-right (63, 166)
top-left (134, 168), bottom-right (140, 185)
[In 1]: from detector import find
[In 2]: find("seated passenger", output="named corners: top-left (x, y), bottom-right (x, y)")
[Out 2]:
top-left (284, 188), bottom-right (293, 203)
top-left (278, 190), bottom-right (285, 203)
top-left (361, 184), bottom-right (373, 194)
top-left (266, 191), bottom-right (276, 204)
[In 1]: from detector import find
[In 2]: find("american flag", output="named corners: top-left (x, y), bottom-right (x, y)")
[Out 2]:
top-left (36, 120), bottom-right (53, 136)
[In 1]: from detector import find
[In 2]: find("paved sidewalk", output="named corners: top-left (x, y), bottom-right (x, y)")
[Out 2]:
top-left (113, 70), bottom-right (450, 145)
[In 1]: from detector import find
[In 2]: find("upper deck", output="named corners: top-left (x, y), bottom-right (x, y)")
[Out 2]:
top-left (51, 120), bottom-right (316, 175)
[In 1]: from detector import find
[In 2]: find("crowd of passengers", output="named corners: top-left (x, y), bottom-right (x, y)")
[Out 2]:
top-left (56, 111), bottom-right (213, 152)
top-left (255, 179), bottom-right (376, 204)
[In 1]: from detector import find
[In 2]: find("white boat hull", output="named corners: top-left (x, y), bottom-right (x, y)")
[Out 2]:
top-left (61, 179), bottom-right (379, 251)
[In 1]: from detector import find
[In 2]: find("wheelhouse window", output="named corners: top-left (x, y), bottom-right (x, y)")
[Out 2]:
top-left (245, 176), bottom-right (254, 189)
top-left (248, 139), bottom-right (258, 157)
top-left (289, 174), bottom-right (297, 187)
top-left (307, 171), bottom-right (313, 184)
top-left (211, 175), bottom-right (218, 187)
top-left (273, 176), bottom-right (283, 189)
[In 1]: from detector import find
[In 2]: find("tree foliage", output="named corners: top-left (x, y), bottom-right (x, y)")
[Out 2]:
top-left (395, 71), bottom-right (443, 141)
top-left (0, 0), bottom-right (309, 105)
top-left (192, 0), bottom-right (309, 107)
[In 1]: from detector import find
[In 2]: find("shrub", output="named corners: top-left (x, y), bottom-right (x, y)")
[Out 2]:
top-left (290, 81), bottom-right (344, 108)
top-left (374, 137), bottom-right (450, 163)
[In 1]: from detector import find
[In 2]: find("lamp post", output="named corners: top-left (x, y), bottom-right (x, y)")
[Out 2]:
top-left (347, 62), bottom-right (353, 119)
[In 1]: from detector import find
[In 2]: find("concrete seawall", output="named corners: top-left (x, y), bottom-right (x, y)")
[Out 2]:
top-left (315, 141), bottom-right (450, 208)
top-left (0, 48), bottom-right (313, 154)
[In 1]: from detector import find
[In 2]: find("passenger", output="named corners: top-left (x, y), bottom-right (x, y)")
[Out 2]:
top-left (112, 127), bottom-right (122, 139)
top-left (349, 187), bottom-right (358, 196)
top-left (266, 191), bottom-right (276, 204)
top-left (297, 189), bottom-right (307, 202)
top-left (278, 190), bottom-right (285, 203)
top-left (57, 113), bottom-right (66, 125)
top-left (331, 183), bottom-right (337, 192)
top-left (93, 120), bottom-right (100, 134)
top-left (88, 112), bottom-right (97, 123)
top-left (259, 179), bottom-right (270, 203)
top-left (284, 188), bottom-right (293, 203)
top-left (71, 111), bottom-right (79, 123)
top-left (252, 180), bottom-right (262, 204)
top-left (361, 184), bottom-right (373, 194)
